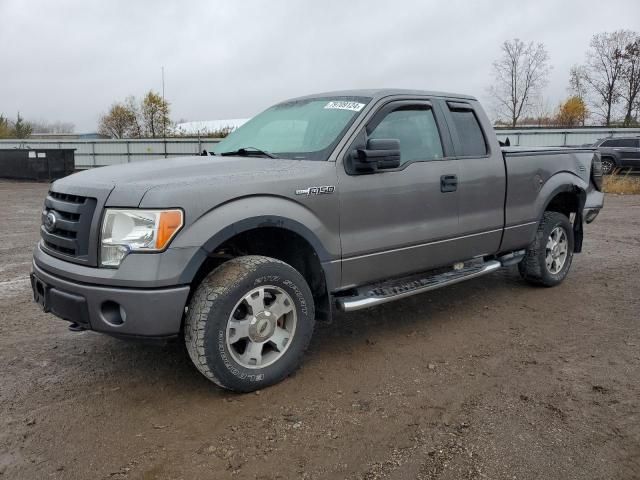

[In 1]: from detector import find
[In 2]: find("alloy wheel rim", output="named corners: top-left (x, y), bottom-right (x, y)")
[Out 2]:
top-left (225, 285), bottom-right (297, 369)
top-left (545, 226), bottom-right (568, 274)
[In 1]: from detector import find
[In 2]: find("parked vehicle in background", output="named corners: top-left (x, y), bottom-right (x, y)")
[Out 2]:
top-left (593, 136), bottom-right (640, 174)
top-left (31, 89), bottom-right (604, 392)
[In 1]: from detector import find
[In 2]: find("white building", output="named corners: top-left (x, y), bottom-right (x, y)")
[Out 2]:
top-left (175, 118), bottom-right (249, 136)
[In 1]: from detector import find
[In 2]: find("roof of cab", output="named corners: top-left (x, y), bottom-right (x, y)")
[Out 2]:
top-left (285, 88), bottom-right (477, 103)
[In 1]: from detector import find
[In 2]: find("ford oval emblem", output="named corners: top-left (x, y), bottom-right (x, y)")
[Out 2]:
top-left (44, 211), bottom-right (57, 232)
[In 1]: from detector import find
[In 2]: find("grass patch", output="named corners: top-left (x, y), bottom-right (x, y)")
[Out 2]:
top-left (603, 173), bottom-right (640, 195)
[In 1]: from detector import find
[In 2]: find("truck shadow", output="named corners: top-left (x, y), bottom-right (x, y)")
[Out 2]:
top-left (87, 266), bottom-right (530, 395)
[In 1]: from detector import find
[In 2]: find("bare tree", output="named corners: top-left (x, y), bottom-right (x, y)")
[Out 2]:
top-left (568, 65), bottom-right (588, 100)
top-left (490, 39), bottom-right (551, 127)
top-left (567, 66), bottom-right (589, 125)
top-left (619, 36), bottom-right (640, 126)
top-left (582, 30), bottom-right (635, 126)
top-left (98, 103), bottom-right (137, 139)
top-left (31, 120), bottom-right (75, 134)
top-left (124, 95), bottom-right (143, 138)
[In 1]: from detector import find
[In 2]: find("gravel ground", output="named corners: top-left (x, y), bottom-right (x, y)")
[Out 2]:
top-left (0, 180), bottom-right (639, 480)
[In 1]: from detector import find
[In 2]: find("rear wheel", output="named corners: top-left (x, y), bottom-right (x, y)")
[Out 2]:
top-left (184, 255), bottom-right (315, 392)
top-left (601, 157), bottom-right (615, 175)
top-left (518, 211), bottom-right (574, 287)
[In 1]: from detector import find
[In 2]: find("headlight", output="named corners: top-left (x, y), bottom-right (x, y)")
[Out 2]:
top-left (100, 209), bottom-right (184, 267)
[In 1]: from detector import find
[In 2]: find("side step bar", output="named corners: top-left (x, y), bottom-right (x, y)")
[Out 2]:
top-left (336, 260), bottom-right (502, 313)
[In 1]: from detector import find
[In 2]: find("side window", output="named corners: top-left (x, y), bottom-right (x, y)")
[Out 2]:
top-left (604, 138), bottom-right (638, 148)
top-left (368, 107), bottom-right (444, 165)
top-left (448, 107), bottom-right (488, 157)
top-left (615, 138), bottom-right (638, 148)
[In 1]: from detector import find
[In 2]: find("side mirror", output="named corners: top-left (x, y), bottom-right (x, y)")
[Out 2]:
top-left (352, 138), bottom-right (401, 173)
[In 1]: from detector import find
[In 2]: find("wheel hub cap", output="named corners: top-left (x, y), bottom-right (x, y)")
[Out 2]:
top-left (249, 311), bottom-right (276, 342)
top-left (225, 285), bottom-right (297, 369)
top-left (545, 226), bottom-right (568, 274)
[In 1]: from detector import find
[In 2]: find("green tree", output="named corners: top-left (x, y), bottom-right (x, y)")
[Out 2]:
top-left (13, 112), bottom-right (32, 138)
top-left (0, 114), bottom-right (12, 138)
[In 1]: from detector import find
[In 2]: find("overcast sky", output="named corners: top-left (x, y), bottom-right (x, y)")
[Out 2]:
top-left (1, 0), bottom-right (639, 131)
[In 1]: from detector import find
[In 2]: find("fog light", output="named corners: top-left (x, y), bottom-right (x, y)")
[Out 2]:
top-left (101, 301), bottom-right (126, 326)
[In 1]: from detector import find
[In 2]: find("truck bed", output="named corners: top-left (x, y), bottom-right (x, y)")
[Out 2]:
top-left (499, 146), bottom-right (600, 253)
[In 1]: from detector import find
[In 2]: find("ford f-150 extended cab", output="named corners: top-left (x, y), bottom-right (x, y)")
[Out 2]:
top-left (31, 89), bottom-right (604, 392)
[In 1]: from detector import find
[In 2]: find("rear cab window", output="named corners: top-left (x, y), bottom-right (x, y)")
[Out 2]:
top-left (446, 101), bottom-right (488, 157)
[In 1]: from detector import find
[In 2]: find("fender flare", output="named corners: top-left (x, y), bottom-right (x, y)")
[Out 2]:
top-left (199, 215), bottom-right (332, 262)
top-left (536, 174), bottom-right (587, 253)
top-left (535, 172), bottom-right (587, 222)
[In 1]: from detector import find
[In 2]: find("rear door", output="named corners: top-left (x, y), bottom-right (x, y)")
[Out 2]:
top-left (441, 100), bottom-right (506, 257)
top-left (337, 98), bottom-right (461, 288)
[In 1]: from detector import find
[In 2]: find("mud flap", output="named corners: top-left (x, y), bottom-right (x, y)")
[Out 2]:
top-left (573, 211), bottom-right (584, 253)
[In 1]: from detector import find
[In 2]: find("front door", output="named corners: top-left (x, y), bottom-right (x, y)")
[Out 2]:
top-left (337, 99), bottom-right (461, 288)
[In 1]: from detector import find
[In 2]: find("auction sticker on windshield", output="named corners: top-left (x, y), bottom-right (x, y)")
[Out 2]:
top-left (324, 101), bottom-right (365, 112)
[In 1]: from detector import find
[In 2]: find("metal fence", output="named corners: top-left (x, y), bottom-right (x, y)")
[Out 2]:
top-left (1, 128), bottom-right (639, 167)
top-left (494, 128), bottom-right (640, 148)
top-left (0, 138), bottom-right (221, 168)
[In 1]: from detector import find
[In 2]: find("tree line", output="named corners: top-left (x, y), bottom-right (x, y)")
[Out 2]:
top-left (491, 30), bottom-right (640, 127)
top-left (97, 90), bottom-right (232, 139)
top-left (0, 113), bottom-right (33, 139)
top-left (0, 113), bottom-right (75, 139)
top-left (97, 91), bottom-right (172, 139)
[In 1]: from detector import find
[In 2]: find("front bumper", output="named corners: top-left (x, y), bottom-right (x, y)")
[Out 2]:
top-left (31, 260), bottom-right (190, 338)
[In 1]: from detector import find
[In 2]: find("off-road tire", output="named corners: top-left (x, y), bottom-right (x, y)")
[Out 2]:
top-left (518, 211), bottom-right (574, 287)
top-left (184, 255), bottom-right (315, 392)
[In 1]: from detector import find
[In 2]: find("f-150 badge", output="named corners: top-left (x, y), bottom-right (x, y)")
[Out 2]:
top-left (295, 186), bottom-right (335, 196)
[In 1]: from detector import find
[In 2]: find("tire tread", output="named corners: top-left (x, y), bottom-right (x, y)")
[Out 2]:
top-left (184, 255), bottom-right (313, 391)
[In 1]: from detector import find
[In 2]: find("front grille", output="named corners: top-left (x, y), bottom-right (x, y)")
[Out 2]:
top-left (41, 191), bottom-right (97, 261)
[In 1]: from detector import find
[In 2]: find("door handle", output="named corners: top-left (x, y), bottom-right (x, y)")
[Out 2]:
top-left (440, 174), bottom-right (458, 192)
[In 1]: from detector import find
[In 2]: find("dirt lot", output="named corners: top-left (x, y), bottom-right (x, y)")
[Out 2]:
top-left (0, 180), bottom-right (639, 480)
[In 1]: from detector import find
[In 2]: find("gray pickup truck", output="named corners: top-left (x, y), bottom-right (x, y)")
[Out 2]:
top-left (31, 89), bottom-right (604, 392)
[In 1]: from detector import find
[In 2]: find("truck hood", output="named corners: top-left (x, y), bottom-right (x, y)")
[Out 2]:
top-left (52, 155), bottom-right (322, 207)
top-left (52, 155), bottom-right (337, 223)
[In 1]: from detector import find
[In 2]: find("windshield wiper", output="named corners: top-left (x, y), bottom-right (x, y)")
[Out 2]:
top-left (219, 147), bottom-right (275, 158)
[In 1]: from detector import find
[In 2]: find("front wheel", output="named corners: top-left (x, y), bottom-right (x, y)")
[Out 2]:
top-left (518, 212), bottom-right (574, 287)
top-left (184, 255), bottom-right (315, 392)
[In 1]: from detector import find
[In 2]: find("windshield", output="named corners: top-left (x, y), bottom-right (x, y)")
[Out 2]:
top-left (212, 96), bottom-right (371, 160)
